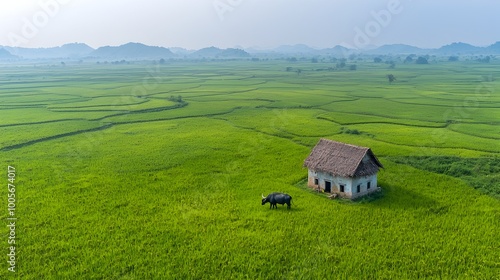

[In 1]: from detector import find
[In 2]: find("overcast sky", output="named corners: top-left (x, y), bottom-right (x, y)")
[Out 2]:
top-left (1, 0), bottom-right (499, 49)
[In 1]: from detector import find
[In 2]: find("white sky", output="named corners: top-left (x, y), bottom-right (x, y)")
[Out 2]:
top-left (1, 0), bottom-right (499, 49)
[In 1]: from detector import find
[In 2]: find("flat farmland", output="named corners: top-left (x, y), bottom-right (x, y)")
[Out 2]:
top-left (0, 60), bottom-right (498, 279)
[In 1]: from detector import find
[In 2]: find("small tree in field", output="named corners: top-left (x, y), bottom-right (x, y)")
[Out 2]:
top-left (478, 56), bottom-right (491, 63)
top-left (387, 74), bottom-right (396, 84)
top-left (416, 57), bottom-right (429, 64)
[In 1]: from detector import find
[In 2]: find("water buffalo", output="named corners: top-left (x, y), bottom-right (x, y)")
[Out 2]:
top-left (261, 192), bottom-right (292, 209)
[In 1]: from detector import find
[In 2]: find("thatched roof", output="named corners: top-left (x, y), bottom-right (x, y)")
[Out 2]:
top-left (303, 139), bottom-right (383, 177)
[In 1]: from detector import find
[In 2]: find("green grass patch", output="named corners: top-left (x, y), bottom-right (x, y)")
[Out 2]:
top-left (0, 120), bottom-right (105, 150)
top-left (318, 111), bottom-right (446, 127)
top-left (448, 123), bottom-right (500, 139)
top-left (389, 156), bottom-right (500, 198)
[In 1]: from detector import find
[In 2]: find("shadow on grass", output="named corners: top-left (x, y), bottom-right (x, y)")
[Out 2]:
top-left (259, 204), bottom-right (304, 212)
top-left (293, 178), bottom-right (440, 211)
top-left (370, 182), bottom-right (440, 211)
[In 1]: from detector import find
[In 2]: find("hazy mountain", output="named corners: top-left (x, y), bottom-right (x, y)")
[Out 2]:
top-left (487, 41), bottom-right (500, 53)
top-left (435, 42), bottom-right (483, 55)
top-left (273, 44), bottom-right (318, 54)
top-left (60, 43), bottom-right (95, 57)
top-left (190, 46), bottom-right (222, 58)
top-left (219, 48), bottom-right (250, 57)
top-left (244, 47), bottom-right (271, 54)
top-left (367, 44), bottom-right (429, 55)
top-left (317, 45), bottom-right (351, 56)
top-left (90, 42), bottom-right (175, 60)
top-left (0, 48), bottom-right (18, 60)
top-left (2, 43), bottom-right (94, 59)
top-left (190, 47), bottom-right (250, 58)
top-left (169, 47), bottom-right (195, 56)
top-left (362, 42), bottom-right (500, 56)
top-left (0, 42), bottom-right (499, 61)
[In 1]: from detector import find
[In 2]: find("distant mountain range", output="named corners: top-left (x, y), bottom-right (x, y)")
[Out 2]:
top-left (0, 43), bottom-right (252, 61)
top-left (263, 42), bottom-right (500, 56)
top-left (184, 46), bottom-right (250, 58)
top-left (363, 44), bottom-right (430, 55)
top-left (1, 43), bottom-right (93, 60)
top-left (0, 48), bottom-right (18, 60)
top-left (88, 43), bottom-right (175, 59)
top-left (0, 41), bottom-right (498, 61)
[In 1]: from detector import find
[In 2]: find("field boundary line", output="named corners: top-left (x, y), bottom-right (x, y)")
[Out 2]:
top-left (446, 126), bottom-right (500, 140)
top-left (369, 137), bottom-right (500, 154)
top-left (48, 100), bottom-right (149, 109)
top-left (213, 117), bottom-right (311, 148)
top-left (185, 88), bottom-right (261, 99)
top-left (0, 124), bottom-right (113, 152)
top-left (106, 106), bottom-right (244, 125)
top-left (0, 119), bottom-right (86, 128)
top-left (317, 117), bottom-right (448, 129)
top-left (93, 102), bottom-right (188, 121)
top-left (386, 98), bottom-right (500, 108)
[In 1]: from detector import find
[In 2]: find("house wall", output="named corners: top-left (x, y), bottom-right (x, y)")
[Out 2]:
top-left (350, 174), bottom-right (378, 199)
top-left (308, 169), bottom-right (378, 199)
top-left (308, 169), bottom-right (352, 196)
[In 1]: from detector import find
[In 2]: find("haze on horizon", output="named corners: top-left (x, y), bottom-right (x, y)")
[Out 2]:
top-left (1, 0), bottom-right (499, 50)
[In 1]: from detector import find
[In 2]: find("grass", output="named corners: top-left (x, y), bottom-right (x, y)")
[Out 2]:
top-left (448, 123), bottom-right (500, 139)
top-left (0, 60), bottom-right (499, 279)
top-left (344, 123), bottom-right (500, 153)
top-left (0, 120), bottom-right (104, 150)
top-left (317, 111), bottom-right (446, 127)
top-left (390, 156), bottom-right (500, 198)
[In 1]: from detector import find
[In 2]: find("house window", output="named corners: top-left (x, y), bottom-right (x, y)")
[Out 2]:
top-left (340, 184), bottom-right (345, 193)
top-left (314, 178), bottom-right (318, 185)
top-left (357, 184), bottom-right (361, 193)
top-left (367, 181), bottom-right (371, 189)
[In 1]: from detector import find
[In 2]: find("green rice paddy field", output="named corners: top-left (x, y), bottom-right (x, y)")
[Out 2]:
top-left (1, 60), bottom-right (499, 279)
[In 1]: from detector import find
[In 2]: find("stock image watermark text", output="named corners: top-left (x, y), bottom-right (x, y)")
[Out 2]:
top-left (6, 166), bottom-right (17, 273)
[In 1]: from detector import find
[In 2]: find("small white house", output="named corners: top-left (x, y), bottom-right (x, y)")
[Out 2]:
top-left (303, 139), bottom-right (383, 199)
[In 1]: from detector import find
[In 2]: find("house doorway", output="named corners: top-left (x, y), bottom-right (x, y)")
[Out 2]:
top-left (325, 181), bottom-right (332, 193)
